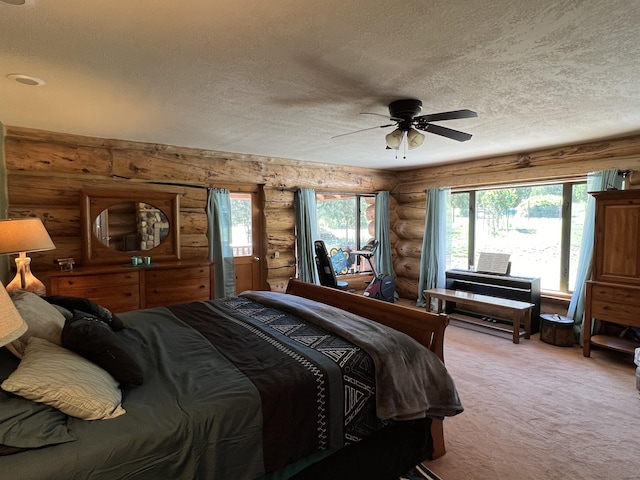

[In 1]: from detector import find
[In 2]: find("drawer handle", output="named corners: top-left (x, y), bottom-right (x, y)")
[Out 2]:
top-left (602, 305), bottom-right (609, 310)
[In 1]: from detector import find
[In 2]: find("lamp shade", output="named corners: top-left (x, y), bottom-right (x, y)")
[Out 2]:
top-left (407, 128), bottom-right (425, 150)
top-left (385, 128), bottom-right (404, 150)
top-left (0, 282), bottom-right (27, 347)
top-left (0, 218), bottom-right (55, 255)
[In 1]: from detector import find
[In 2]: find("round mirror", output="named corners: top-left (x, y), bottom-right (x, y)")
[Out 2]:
top-left (92, 201), bottom-right (170, 252)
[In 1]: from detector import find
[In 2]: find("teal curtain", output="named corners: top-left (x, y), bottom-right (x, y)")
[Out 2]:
top-left (374, 191), bottom-right (397, 299)
top-left (568, 169), bottom-right (622, 343)
top-left (206, 188), bottom-right (236, 298)
top-left (294, 188), bottom-right (318, 284)
top-left (416, 187), bottom-right (450, 307)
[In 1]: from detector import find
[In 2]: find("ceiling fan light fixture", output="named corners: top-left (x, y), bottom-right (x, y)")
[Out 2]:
top-left (407, 128), bottom-right (425, 150)
top-left (385, 128), bottom-right (404, 149)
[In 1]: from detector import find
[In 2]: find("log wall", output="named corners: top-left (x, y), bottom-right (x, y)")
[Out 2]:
top-left (2, 127), bottom-right (396, 292)
top-left (4, 125), bottom-right (640, 301)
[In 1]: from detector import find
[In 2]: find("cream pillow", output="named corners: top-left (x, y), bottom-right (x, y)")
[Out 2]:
top-left (1, 337), bottom-right (126, 420)
top-left (6, 290), bottom-right (65, 359)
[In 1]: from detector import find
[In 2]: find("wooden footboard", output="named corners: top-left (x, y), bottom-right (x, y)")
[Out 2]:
top-left (285, 278), bottom-right (449, 458)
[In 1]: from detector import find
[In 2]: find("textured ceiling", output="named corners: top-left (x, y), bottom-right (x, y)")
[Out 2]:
top-left (1, 0), bottom-right (639, 170)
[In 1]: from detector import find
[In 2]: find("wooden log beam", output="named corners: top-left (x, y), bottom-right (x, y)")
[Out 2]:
top-left (4, 136), bottom-right (113, 176)
top-left (264, 209), bottom-right (295, 231)
top-left (396, 202), bottom-right (426, 220)
top-left (393, 257), bottom-right (421, 281)
top-left (395, 276), bottom-right (419, 299)
top-left (394, 218), bottom-right (425, 239)
top-left (395, 239), bottom-right (424, 259)
top-left (395, 134), bottom-right (640, 190)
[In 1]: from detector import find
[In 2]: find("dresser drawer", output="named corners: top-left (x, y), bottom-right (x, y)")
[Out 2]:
top-left (54, 271), bottom-right (140, 289)
top-left (591, 284), bottom-right (640, 308)
top-left (51, 273), bottom-right (141, 314)
top-left (145, 265), bottom-right (209, 284)
top-left (145, 282), bottom-right (210, 308)
top-left (144, 265), bottom-right (211, 307)
top-left (591, 301), bottom-right (640, 325)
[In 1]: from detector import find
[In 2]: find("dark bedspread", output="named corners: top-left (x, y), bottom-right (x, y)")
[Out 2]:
top-left (0, 293), bottom-right (461, 480)
top-left (168, 296), bottom-right (383, 472)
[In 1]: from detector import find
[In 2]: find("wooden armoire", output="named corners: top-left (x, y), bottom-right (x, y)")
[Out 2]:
top-left (583, 189), bottom-right (640, 356)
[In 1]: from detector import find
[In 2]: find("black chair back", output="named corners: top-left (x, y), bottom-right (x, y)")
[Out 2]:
top-left (314, 240), bottom-right (347, 289)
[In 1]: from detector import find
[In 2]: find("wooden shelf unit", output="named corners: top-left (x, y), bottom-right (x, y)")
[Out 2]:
top-left (583, 189), bottom-right (640, 357)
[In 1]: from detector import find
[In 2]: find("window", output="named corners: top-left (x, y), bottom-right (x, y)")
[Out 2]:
top-left (449, 181), bottom-right (588, 293)
top-left (230, 193), bottom-right (252, 256)
top-left (316, 193), bottom-right (376, 275)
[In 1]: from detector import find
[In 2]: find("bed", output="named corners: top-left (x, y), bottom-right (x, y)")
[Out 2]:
top-left (0, 279), bottom-right (462, 479)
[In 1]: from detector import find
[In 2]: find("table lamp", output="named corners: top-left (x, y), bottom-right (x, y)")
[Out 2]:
top-left (0, 281), bottom-right (27, 346)
top-left (0, 218), bottom-right (56, 296)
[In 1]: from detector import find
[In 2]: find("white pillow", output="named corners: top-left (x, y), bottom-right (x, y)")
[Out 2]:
top-left (6, 290), bottom-right (65, 359)
top-left (1, 337), bottom-right (126, 420)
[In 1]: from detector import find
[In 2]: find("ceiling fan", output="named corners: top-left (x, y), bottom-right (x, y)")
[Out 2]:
top-left (333, 99), bottom-right (477, 150)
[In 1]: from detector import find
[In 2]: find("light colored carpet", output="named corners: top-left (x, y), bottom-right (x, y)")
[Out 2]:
top-left (425, 325), bottom-right (640, 480)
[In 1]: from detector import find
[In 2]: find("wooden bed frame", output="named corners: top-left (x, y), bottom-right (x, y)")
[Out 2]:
top-left (285, 278), bottom-right (450, 459)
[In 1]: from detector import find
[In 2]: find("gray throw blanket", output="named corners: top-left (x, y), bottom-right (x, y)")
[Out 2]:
top-left (240, 291), bottom-right (463, 421)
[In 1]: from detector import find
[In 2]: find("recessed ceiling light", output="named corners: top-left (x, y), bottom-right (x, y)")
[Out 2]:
top-left (0, 0), bottom-right (27, 5)
top-left (6, 74), bottom-right (46, 86)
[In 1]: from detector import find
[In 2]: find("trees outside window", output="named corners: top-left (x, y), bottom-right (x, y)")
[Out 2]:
top-left (450, 182), bottom-right (587, 293)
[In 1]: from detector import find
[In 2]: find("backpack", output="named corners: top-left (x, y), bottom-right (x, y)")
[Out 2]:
top-left (363, 274), bottom-right (396, 303)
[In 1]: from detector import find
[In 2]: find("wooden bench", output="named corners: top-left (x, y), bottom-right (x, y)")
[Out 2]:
top-left (424, 288), bottom-right (534, 344)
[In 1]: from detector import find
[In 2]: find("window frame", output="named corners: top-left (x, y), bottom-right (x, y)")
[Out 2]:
top-left (315, 192), bottom-right (376, 275)
top-left (451, 178), bottom-right (587, 295)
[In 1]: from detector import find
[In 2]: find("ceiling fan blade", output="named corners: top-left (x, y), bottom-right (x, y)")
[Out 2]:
top-left (331, 123), bottom-right (395, 139)
top-left (415, 109), bottom-right (478, 123)
top-left (423, 123), bottom-right (473, 142)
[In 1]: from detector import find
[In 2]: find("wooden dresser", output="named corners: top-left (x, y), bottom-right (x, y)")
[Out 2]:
top-left (583, 189), bottom-right (640, 356)
top-left (49, 261), bottom-right (214, 313)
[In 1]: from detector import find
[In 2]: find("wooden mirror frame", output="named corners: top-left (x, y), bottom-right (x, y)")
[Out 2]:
top-left (81, 188), bottom-right (181, 265)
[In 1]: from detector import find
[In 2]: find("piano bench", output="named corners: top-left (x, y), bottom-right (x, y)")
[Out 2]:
top-left (424, 288), bottom-right (534, 344)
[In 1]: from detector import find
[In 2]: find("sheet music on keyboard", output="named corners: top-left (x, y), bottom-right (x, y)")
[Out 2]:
top-left (476, 252), bottom-right (511, 275)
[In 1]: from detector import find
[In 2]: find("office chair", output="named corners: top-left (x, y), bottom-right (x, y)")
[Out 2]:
top-left (314, 240), bottom-right (349, 290)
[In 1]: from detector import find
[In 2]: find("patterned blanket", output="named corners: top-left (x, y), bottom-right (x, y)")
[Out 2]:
top-left (240, 291), bottom-right (463, 421)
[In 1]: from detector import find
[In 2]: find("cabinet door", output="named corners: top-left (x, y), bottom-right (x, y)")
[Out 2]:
top-left (593, 194), bottom-right (640, 285)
